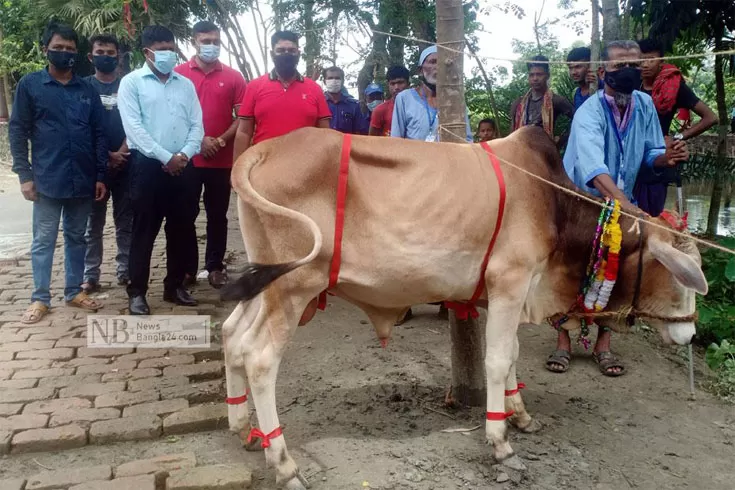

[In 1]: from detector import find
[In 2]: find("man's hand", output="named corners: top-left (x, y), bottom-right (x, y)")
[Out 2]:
top-left (95, 182), bottom-right (107, 202)
top-left (165, 153), bottom-right (189, 177)
top-left (108, 151), bottom-right (130, 169)
top-left (201, 136), bottom-right (220, 160)
top-left (585, 70), bottom-right (598, 86)
top-left (663, 139), bottom-right (689, 167)
top-left (20, 181), bottom-right (37, 202)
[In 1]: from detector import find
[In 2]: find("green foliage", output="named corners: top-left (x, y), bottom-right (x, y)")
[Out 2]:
top-left (0, 0), bottom-right (46, 81)
top-left (705, 340), bottom-right (735, 401)
top-left (680, 153), bottom-right (735, 183)
top-left (696, 237), bottom-right (735, 346)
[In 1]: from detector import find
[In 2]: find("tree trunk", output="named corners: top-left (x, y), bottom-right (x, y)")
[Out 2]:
top-left (601, 0), bottom-right (620, 42)
top-left (0, 26), bottom-right (8, 121)
top-left (303, 0), bottom-right (321, 80)
top-left (437, 0), bottom-right (485, 407)
top-left (589, 0), bottom-right (601, 95)
top-left (620, 0), bottom-right (631, 39)
top-left (706, 33), bottom-right (729, 236)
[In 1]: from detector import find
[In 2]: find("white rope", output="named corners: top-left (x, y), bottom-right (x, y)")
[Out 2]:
top-left (437, 124), bottom-right (735, 257)
top-left (371, 29), bottom-right (735, 66)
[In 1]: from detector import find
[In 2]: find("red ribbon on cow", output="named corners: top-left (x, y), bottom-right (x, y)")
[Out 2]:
top-left (444, 142), bottom-right (507, 320)
top-left (504, 382), bottom-right (526, 397)
top-left (659, 210), bottom-right (688, 231)
top-left (247, 426), bottom-right (283, 449)
top-left (225, 389), bottom-right (250, 405)
top-left (317, 134), bottom-right (353, 311)
top-left (486, 410), bottom-right (515, 421)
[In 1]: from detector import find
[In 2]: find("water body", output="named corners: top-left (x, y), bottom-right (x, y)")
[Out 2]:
top-left (665, 181), bottom-right (735, 236)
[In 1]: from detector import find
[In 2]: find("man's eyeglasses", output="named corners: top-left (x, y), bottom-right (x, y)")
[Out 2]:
top-left (274, 48), bottom-right (299, 55)
top-left (611, 61), bottom-right (641, 69)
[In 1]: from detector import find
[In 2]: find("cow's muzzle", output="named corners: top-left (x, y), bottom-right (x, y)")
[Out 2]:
top-left (661, 322), bottom-right (696, 345)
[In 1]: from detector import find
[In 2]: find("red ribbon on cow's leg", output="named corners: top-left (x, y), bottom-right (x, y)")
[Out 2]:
top-left (504, 382), bottom-right (526, 397)
top-left (317, 291), bottom-right (327, 311)
top-left (486, 411), bottom-right (515, 421)
top-left (247, 426), bottom-right (284, 449)
top-left (443, 301), bottom-right (480, 321)
top-left (225, 388), bottom-right (250, 405)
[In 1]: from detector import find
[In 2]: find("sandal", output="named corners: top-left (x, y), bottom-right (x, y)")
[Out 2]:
top-left (66, 291), bottom-right (103, 312)
top-left (21, 301), bottom-right (49, 324)
top-left (593, 351), bottom-right (626, 377)
top-left (546, 349), bottom-right (571, 373)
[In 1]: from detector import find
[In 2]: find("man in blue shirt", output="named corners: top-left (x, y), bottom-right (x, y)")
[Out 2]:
top-left (324, 66), bottom-right (365, 134)
top-left (554, 40), bottom-right (688, 377)
top-left (9, 22), bottom-right (107, 324)
top-left (82, 33), bottom-right (133, 294)
top-left (118, 25), bottom-right (204, 315)
top-left (391, 45), bottom-right (472, 142)
top-left (567, 46), bottom-right (603, 110)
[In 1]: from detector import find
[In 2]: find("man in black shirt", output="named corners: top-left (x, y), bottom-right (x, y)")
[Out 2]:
top-left (82, 34), bottom-right (133, 292)
top-left (634, 38), bottom-right (718, 216)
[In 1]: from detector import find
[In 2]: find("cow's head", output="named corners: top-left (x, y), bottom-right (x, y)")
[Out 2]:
top-left (611, 217), bottom-right (708, 345)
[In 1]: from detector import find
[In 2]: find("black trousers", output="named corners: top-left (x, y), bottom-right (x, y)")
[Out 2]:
top-left (183, 167), bottom-right (232, 275)
top-left (127, 151), bottom-right (199, 297)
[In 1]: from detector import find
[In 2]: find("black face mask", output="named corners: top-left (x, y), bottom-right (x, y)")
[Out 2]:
top-left (604, 67), bottom-right (641, 95)
top-left (47, 50), bottom-right (76, 70)
top-left (421, 76), bottom-right (436, 95)
top-left (273, 54), bottom-right (299, 78)
top-left (93, 55), bottom-right (118, 74)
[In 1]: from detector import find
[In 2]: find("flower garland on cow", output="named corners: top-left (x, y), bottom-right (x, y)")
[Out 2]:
top-left (552, 198), bottom-right (622, 349)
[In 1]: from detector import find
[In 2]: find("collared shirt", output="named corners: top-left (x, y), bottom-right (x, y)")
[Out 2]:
top-left (9, 68), bottom-right (107, 199)
top-left (573, 79), bottom-right (604, 110)
top-left (369, 98), bottom-right (395, 136)
top-left (563, 90), bottom-right (665, 200)
top-left (391, 87), bottom-right (472, 142)
top-left (174, 59), bottom-right (247, 168)
top-left (603, 92), bottom-right (635, 132)
top-left (117, 63), bottom-right (203, 165)
top-left (326, 93), bottom-right (365, 134)
top-left (238, 70), bottom-right (331, 145)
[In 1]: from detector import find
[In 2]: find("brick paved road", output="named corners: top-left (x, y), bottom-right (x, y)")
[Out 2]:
top-left (0, 194), bottom-right (246, 461)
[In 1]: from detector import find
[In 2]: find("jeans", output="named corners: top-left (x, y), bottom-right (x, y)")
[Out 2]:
top-left (31, 194), bottom-right (93, 305)
top-left (84, 170), bottom-right (133, 283)
top-left (182, 167), bottom-right (232, 275)
top-left (127, 151), bottom-right (199, 297)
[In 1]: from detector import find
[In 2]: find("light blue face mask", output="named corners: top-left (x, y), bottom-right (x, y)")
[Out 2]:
top-left (367, 100), bottom-right (381, 112)
top-left (198, 44), bottom-right (220, 63)
top-left (149, 50), bottom-right (177, 74)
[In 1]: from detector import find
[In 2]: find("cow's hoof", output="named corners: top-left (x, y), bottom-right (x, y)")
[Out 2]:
top-left (283, 473), bottom-right (310, 489)
top-left (491, 441), bottom-right (514, 462)
top-left (515, 417), bottom-right (542, 434)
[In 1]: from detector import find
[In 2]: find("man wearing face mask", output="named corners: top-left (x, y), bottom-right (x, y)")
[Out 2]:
top-left (369, 65), bottom-right (409, 137)
top-left (81, 33), bottom-right (133, 295)
top-left (323, 66), bottom-right (364, 135)
top-left (557, 40), bottom-right (689, 377)
top-left (391, 45), bottom-right (472, 142)
top-left (363, 83), bottom-right (384, 134)
top-left (175, 21), bottom-right (247, 290)
top-left (234, 31), bottom-right (331, 159)
top-left (117, 25), bottom-right (204, 315)
top-left (9, 22), bottom-right (108, 324)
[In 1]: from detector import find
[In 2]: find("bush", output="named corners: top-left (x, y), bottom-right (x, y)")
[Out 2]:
top-left (695, 237), bottom-right (735, 346)
top-left (705, 340), bottom-right (735, 401)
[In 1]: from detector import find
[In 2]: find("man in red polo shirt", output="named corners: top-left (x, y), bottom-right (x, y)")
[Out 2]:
top-left (369, 65), bottom-right (409, 136)
top-left (233, 30), bottom-right (331, 159)
top-left (175, 21), bottom-right (246, 288)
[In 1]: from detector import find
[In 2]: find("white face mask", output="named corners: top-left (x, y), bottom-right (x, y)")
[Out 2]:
top-left (325, 79), bottom-right (342, 93)
top-left (198, 44), bottom-right (220, 63)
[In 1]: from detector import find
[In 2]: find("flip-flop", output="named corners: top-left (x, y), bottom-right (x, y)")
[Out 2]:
top-left (593, 351), bottom-right (626, 377)
top-left (21, 301), bottom-right (49, 324)
top-left (546, 349), bottom-right (571, 373)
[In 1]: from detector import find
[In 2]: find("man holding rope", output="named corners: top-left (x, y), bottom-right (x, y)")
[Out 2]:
top-left (552, 40), bottom-right (690, 376)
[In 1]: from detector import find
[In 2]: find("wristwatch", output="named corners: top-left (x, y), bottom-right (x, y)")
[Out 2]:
top-left (175, 152), bottom-right (189, 161)
top-left (672, 132), bottom-right (684, 141)
top-left (216, 137), bottom-right (226, 148)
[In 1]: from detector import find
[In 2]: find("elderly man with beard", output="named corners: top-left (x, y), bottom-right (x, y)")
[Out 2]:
top-left (552, 40), bottom-right (690, 377)
top-left (391, 45), bottom-right (472, 142)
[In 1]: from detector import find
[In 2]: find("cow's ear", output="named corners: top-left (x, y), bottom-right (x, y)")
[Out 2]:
top-left (647, 235), bottom-right (708, 295)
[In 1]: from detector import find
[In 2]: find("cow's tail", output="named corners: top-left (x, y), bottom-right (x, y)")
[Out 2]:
top-left (221, 150), bottom-right (323, 302)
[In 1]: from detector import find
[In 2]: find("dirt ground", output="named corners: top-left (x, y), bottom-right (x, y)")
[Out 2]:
top-left (3, 299), bottom-right (734, 489)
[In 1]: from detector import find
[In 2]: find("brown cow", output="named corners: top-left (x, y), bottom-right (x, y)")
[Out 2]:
top-left (221, 126), bottom-right (707, 489)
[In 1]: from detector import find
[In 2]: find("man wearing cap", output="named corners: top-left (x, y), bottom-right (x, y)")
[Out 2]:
top-left (369, 65), bottom-right (410, 137)
top-left (391, 45), bottom-right (472, 142)
top-left (324, 66), bottom-right (365, 134)
top-left (363, 82), bottom-right (384, 134)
